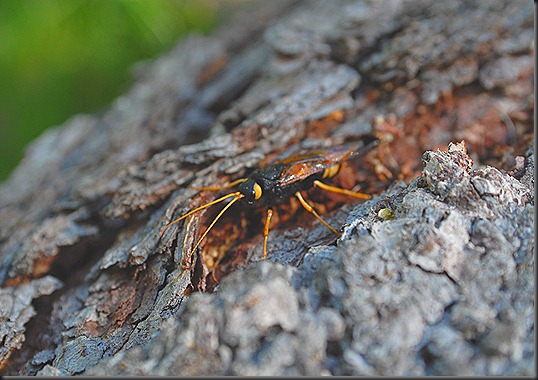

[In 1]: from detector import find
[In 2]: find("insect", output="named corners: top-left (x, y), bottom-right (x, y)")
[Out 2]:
top-left (160, 135), bottom-right (379, 268)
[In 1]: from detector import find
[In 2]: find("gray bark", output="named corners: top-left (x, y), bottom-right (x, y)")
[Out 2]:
top-left (0, 0), bottom-right (534, 376)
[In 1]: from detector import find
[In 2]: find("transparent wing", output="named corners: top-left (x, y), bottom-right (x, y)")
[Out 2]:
top-left (275, 137), bottom-right (378, 186)
top-left (276, 145), bottom-right (355, 186)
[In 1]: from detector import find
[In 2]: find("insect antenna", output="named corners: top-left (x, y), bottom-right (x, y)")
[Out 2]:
top-left (183, 193), bottom-right (244, 265)
top-left (159, 191), bottom-right (243, 237)
top-left (191, 177), bottom-right (247, 191)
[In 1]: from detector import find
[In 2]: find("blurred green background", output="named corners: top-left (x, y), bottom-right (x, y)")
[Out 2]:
top-left (0, 0), bottom-right (230, 182)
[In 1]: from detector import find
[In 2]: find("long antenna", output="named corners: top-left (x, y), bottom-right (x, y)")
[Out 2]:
top-left (159, 191), bottom-right (243, 237)
top-left (183, 193), bottom-right (244, 264)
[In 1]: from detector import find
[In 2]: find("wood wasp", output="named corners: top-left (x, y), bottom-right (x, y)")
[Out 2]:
top-left (160, 134), bottom-right (379, 268)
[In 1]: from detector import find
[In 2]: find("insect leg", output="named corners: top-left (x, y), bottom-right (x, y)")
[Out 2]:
top-left (192, 178), bottom-right (248, 191)
top-left (295, 191), bottom-right (340, 236)
top-left (313, 180), bottom-right (371, 199)
top-left (182, 194), bottom-right (244, 268)
top-left (263, 208), bottom-right (273, 260)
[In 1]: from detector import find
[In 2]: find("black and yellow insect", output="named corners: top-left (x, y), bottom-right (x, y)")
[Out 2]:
top-left (160, 135), bottom-right (378, 267)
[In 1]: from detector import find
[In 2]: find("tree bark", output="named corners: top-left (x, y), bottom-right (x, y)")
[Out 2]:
top-left (0, 0), bottom-right (534, 376)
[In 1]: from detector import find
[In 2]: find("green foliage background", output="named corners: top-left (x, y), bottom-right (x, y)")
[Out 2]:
top-left (0, 0), bottom-right (225, 181)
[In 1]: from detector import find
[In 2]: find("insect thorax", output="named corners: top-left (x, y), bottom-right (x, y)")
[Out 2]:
top-left (239, 164), bottom-right (323, 207)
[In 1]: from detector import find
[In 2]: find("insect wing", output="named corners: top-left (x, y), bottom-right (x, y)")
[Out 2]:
top-left (276, 145), bottom-right (355, 186)
top-left (275, 136), bottom-right (379, 186)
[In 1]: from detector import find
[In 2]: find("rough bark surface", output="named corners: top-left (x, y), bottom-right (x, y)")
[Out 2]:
top-left (0, 0), bottom-right (534, 376)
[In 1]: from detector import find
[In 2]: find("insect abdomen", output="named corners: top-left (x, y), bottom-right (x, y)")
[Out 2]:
top-left (322, 163), bottom-right (343, 179)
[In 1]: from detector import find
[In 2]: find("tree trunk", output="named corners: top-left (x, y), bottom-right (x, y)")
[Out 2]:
top-left (0, 0), bottom-right (534, 376)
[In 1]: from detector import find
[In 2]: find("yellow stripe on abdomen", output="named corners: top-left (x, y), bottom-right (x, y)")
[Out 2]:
top-left (322, 163), bottom-right (341, 179)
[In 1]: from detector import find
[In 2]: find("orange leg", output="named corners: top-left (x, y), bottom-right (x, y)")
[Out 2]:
top-left (263, 208), bottom-right (273, 260)
top-left (210, 207), bottom-right (273, 283)
top-left (295, 191), bottom-right (340, 236)
top-left (313, 180), bottom-right (371, 199)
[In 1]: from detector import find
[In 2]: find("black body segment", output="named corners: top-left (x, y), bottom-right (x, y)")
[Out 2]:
top-left (238, 163), bottom-right (321, 207)
top-left (237, 135), bottom-right (378, 207)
